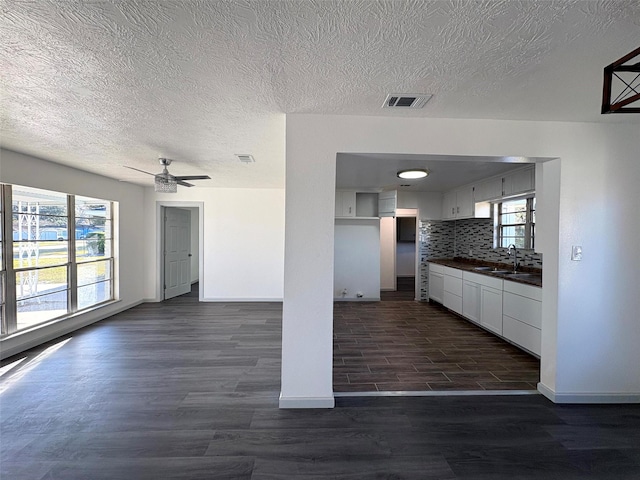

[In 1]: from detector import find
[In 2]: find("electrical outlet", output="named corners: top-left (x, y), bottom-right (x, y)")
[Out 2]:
top-left (571, 245), bottom-right (583, 261)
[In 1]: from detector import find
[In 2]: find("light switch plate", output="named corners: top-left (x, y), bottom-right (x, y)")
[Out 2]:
top-left (571, 245), bottom-right (583, 261)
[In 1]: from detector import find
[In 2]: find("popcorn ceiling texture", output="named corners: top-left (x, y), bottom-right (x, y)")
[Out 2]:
top-left (418, 218), bottom-right (542, 300)
top-left (1, 1), bottom-right (638, 187)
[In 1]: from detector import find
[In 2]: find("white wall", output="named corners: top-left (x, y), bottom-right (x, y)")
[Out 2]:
top-left (334, 219), bottom-right (380, 300)
top-left (282, 114), bottom-right (640, 407)
top-left (143, 187), bottom-right (285, 302)
top-left (379, 217), bottom-right (395, 290)
top-left (0, 149), bottom-right (146, 359)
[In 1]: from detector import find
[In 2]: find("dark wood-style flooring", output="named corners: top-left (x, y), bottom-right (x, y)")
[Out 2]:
top-left (335, 277), bottom-right (539, 392)
top-left (2, 284), bottom-right (640, 479)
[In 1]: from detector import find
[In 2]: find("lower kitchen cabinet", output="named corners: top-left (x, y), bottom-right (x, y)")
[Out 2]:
top-left (428, 264), bottom-right (444, 304)
top-left (443, 266), bottom-right (463, 315)
top-left (462, 280), bottom-right (480, 324)
top-left (502, 280), bottom-right (542, 355)
top-left (429, 263), bottom-right (542, 357)
top-left (480, 285), bottom-right (503, 335)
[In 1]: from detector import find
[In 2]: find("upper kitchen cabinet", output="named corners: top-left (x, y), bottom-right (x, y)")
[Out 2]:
top-left (474, 165), bottom-right (536, 202)
top-left (335, 190), bottom-right (357, 217)
top-left (442, 185), bottom-right (475, 220)
top-left (502, 166), bottom-right (535, 197)
top-left (378, 190), bottom-right (397, 217)
top-left (335, 191), bottom-right (381, 218)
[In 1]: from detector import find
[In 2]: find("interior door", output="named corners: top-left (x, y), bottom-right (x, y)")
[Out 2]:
top-left (164, 208), bottom-right (191, 299)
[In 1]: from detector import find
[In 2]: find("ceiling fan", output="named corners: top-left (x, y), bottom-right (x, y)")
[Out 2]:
top-left (124, 158), bottom-right (211, 193)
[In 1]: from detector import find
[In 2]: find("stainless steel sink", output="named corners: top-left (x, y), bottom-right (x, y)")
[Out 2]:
top-left (473, 267), bottom-right (510, 274)
top-left (501, 272), bottom-right (541, 279)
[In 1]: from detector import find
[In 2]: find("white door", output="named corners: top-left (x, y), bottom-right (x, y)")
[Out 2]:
top-left (164, 208), bottom-right (191, 299)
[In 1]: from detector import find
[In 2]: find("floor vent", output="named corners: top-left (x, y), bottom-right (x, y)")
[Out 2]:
top-left (382, 93), bottom-right (432, 109)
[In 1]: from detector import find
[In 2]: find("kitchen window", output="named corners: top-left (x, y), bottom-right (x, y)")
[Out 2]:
top-left (0, 184), bottom-right (116, 337)
top-left (494, 197), bottom-right (535, 249)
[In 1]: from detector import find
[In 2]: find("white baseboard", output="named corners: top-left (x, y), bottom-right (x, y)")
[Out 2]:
top-left (201, 297), bottom-right (283, 302)
top-left (279, 393), bottom-right (335, 409)
top-left (334, 297), bottom-right (380, 302)
top-left (538, 382), bottom-right (640, 404)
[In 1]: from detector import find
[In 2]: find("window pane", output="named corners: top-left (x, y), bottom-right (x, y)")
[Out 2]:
top-left (78, 260), bottom-right (112, 287)
top-left (17, 290), bottom-right (68, 331)
top-left (78, 281), bottom-right (111, 310)
top-left (14, 241), bottom-right (69, 269)
top-left (13, 186), bottom-right (67, 215)
top-left (76, 235), bottom-right (111, 262)
top-left (16, 266), bottom-right (68, 300)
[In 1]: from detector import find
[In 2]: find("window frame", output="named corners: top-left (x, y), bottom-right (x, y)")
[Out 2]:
top-left (494, 196), bottom-right (536, 250)
top-left (0, 184), bottom-right (116, 337)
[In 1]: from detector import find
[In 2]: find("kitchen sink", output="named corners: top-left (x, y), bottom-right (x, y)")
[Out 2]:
top-left (473, 266), bottom-right (510, 274)
top-left (501, 272), bottom-right (541, 279)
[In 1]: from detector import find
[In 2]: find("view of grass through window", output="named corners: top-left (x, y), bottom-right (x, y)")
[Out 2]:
top-left (1, 184), bottom-right (115, 336)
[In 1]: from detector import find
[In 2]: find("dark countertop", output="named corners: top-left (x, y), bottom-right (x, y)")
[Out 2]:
top-left (429, 257), bottom-right (542, 287)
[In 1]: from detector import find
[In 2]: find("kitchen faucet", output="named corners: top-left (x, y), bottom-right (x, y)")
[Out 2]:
top-left (507, 244), bottom-right (520, 273)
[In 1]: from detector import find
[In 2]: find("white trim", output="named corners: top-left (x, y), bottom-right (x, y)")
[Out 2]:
top-left (279, 393), bottom-right (335, 409)
top-left (0, 300), bottom-right (143, 360)
top-left (201, 297), bottom-right (283, 302)
top-left (155, 201), bottom-right (205, 302)
top-left (538, 382), bottom-right (640, 404)
top-left (333, 297), bottom-right (380, 302)
top-left (335, 390), bottom-right (539, 397)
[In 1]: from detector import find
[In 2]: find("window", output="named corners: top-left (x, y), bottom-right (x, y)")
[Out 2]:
top-left (494, 197), bottom-right (535, 249)
top-left (0, 184), bottom-right (116, 336)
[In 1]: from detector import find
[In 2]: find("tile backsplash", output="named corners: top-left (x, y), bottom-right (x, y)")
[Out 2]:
top-left (418, 218), bottom-right (542, 301)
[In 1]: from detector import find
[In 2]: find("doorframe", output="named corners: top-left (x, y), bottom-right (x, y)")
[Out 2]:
top-left (395, 208), bottom-right (418, 301)
top-left (155, 201), bottom-right (204, 301)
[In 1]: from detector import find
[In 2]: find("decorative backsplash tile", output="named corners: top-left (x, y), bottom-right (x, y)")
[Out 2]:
top-left (418, 218), bottom-right (542, 301)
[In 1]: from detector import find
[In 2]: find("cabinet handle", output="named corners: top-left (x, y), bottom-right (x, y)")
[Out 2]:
top-left (457, 206), bottom-right (460, 214)
top-left (452, 207), bottom-right (455, 215)
top-left (349, 206), bottom-right (352, 214)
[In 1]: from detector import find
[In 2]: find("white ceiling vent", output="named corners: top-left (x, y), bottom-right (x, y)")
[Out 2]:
top-left (382, 93), bottom-right (432, 109)
top-left (235, 154), bottom-right (255, 163)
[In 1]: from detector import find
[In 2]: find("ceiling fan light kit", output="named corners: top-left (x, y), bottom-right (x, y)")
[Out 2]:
top-left (124, 157), bottom-right (211, 192)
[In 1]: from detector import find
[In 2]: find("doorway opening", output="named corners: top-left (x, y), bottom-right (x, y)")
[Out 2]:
top-left (157, 202), bottom-right (203, 302)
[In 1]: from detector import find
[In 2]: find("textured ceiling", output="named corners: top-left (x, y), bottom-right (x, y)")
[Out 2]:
top-left (1, 0), bottom-right (638, 189)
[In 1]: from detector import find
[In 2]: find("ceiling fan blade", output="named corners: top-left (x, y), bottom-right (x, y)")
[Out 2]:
top-left (176, 180), bottom-right (194, 187)
top-left (174, 175), bottom-right (211, 181)
top-left (123, 165), bottom-right (158, 176)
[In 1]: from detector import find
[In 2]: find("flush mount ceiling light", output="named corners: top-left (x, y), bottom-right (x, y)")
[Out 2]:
top-left (397, 169), bottom-right (429, 179)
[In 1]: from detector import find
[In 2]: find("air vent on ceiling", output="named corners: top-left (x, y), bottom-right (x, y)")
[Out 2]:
top-left (382, 93), bottom-right (432, 109)
top-left (235, 154), bottom-right (255, 163)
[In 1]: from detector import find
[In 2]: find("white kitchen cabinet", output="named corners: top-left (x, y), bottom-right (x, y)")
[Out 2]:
top-left (428, 263), bottom-right (444, 303)
top-left (378, 190), bottom-right (397, 217)
top-left (335, 191), bottom-right (356, 217)
top-left (502, 280), bottom-right (542, 355)
top-left (474, 177), bottom-right (503, 202)
top-left (441, 185), bottom-right (474, 220)
top-left (480, 285), bottom-right (503, 335)
top-left (502, 166), bottom-right (535, 197)
top-left (443, 266), bottom-right (463, 315)
top-left (462, 280), bottom-right (481, 324)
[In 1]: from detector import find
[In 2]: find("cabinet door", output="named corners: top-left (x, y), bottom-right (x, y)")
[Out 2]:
top-left (503, 167), bottom-right (534, 196)
top-left (462, 281), bottom-right (480, 324)
top-left (378, 190), bottom-right (397, 217)
top-left (335, 191), bottom-right (356, 217)
top-left (481, 285), bottom-right (503, 335)
top-left (442, 191), bottom-right (456, 219)
top-left (456, 186), bottom-right (474, 218)
top-left (428, 272), bottom-right (444, 303)
top-left (475, 177), bottom-right (503, 202)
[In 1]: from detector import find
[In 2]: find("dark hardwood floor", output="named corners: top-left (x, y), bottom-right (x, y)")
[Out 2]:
top-left (2, 284), bottom-right (640, 479)
top-left (336, 276), bottom-right (539, 392)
